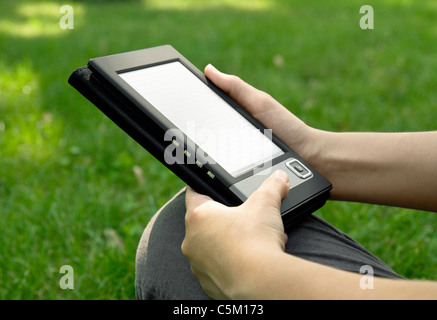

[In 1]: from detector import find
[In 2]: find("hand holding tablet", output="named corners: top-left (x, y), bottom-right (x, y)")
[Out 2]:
top-left (69, 45), bottom-right (332, 230)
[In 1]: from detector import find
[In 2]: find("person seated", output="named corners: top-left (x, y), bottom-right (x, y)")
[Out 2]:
top-left (135, 64), bottom-right (437, 300)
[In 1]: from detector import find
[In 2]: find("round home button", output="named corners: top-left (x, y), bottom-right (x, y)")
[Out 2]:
top-left (285, 159), bottom-right (312, 179)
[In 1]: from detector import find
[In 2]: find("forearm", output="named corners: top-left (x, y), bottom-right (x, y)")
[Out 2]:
top-left (233, 251), bottom-right (437, 300)
top-left (307, 130), bottom-right (437, 212)
top-left (205, 65), bottom-right (437, 211)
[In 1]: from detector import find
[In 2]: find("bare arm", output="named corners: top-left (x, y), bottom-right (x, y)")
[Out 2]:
top-left (180, 66), bottom-right (437, 300)
top-left (312, 131), bottom-right (437, 212)
top-left (205, 64), bottom-right (437, 212)
top-left (236, 249), bottom-right (437, 300)
top-left (183, 173), bottom-right (437, 300)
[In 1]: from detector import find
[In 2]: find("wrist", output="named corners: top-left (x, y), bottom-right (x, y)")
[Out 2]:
top-left (226, 249), bottom-right (288, 300)
top-left (297, 127), bottom-right (331, 172)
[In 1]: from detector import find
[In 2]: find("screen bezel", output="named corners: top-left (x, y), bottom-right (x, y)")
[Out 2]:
top-left (88, 45), bottom-right (295, 187)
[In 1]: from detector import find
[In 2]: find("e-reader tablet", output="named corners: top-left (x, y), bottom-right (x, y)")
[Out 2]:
top-left (68, 45), bottom-right (332, 230)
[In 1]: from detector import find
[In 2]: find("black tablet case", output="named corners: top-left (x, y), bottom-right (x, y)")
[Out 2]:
top-left (68, 65), bottom-right (330, 228)
top-left (68, 65), bottom-right (239, 206)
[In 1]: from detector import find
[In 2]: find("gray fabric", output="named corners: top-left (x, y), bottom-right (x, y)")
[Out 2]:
top-left (135, 190), bottom-right (403, 300)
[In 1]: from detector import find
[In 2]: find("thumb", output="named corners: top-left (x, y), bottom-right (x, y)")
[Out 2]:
top-left (245, 170), bottom-right (290, 212)
top-left (204, 64), bottom-right (258, 108)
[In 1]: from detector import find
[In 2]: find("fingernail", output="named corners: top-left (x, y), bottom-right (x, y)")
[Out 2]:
top-left (206, 63), bottom-right (220, 73)
top-left (273, 170), bottom-right (289, 183)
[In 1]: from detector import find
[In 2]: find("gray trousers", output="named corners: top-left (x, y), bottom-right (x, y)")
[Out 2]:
top-left (135, 189), bottom-right (403, 300)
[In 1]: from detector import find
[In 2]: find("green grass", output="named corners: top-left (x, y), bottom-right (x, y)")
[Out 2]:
top-left (1, 0), bottom-right (436, 299)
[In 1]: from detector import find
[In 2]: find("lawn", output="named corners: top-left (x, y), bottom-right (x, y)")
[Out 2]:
top-left (0, 0), bottom-right (436, 299)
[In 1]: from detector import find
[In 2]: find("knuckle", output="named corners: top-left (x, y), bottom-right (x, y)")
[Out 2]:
top-left (255, 182), bottom-right (283, 201)
top-left (180, 239), bottom-right (190, 257)
top-left (229, 74), bottom-right (242, 85)
top-left (228, 75), bottom-right (244, 96)
top-left (269, 173), bottom-right (287, 185)
top-left (180, 240), bottom-right (187, 255)
top-left (184, 206), bottom-right (203, 226)
top-left (259, 91), bottom-right (274, 106)
top-left (262, 187), bottom-right (282, 201)
top-left (190, 266), bottom-right (200, 278)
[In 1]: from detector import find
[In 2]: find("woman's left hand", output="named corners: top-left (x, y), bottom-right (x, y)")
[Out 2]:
top-left (182, 170), bottom-right (290, 299)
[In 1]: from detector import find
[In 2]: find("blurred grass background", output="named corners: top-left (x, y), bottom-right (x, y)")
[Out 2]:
top-left (0, 0), bottom-right (436, 299)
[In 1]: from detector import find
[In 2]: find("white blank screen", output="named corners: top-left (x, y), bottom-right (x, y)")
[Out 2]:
top-left (119, 62), bottom-right (284, 177)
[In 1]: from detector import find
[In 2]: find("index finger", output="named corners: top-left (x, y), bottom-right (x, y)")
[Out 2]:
top-left (204, 64), bottom-right (262, 111)
top-left (185, 187), bottom-right (214, 212)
